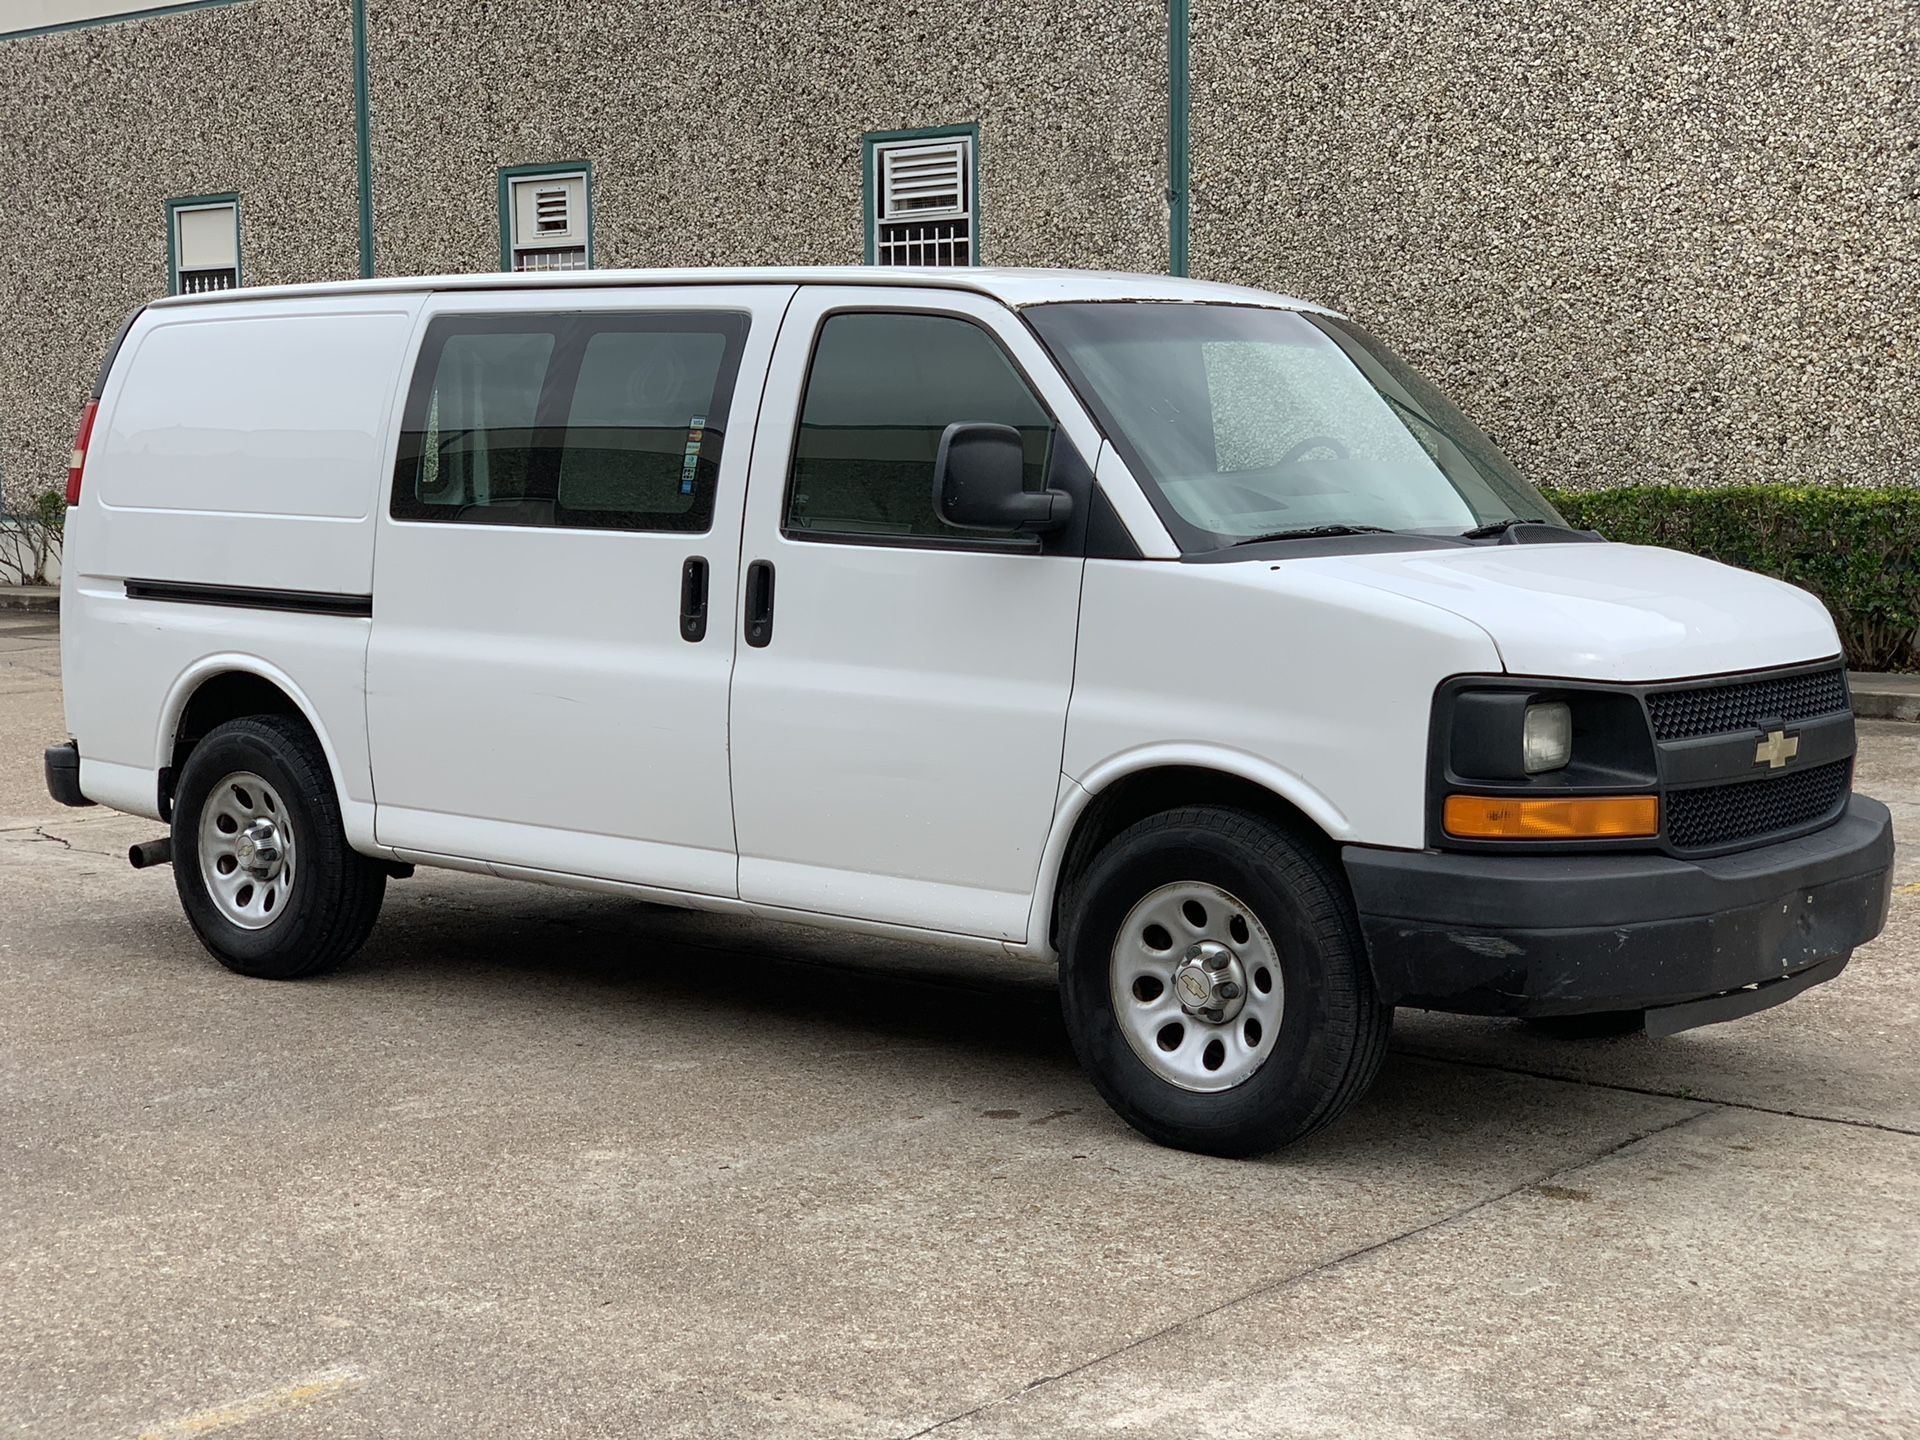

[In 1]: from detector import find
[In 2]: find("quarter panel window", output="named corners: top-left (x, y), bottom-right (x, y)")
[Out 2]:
top-left (784, 312), bottom-right (1053, 545)
top-left (392, 312), bottom-right (748, 531)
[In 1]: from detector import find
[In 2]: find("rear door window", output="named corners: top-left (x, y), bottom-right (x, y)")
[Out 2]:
top-left (392, 311), bottom-right (748, 531)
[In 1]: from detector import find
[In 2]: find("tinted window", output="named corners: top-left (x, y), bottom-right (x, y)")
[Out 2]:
top-left (558, 330), bottom-right (731, 519)
top-left (785, 312), bottom-right (1054, 544)
top-left (411, 330), bottom-right (553, 517)
top-left (392, 312), bottom-right (748, 531)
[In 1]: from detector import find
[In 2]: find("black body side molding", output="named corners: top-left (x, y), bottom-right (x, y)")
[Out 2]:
top-left (124, 579), bottom-right (373, 618)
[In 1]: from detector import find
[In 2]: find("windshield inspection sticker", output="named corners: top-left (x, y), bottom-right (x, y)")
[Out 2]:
top-left (681, 416), bottom-right (706, 495)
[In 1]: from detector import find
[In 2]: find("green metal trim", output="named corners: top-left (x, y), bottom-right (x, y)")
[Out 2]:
top-left (495, 162), bottom-right (596, 273)
top-left (352, 0), bottom-right (373, 278)
top-left (1, 0), bottom-right (253, 41)
top-left (860, 123), bottom-right (982, 267)
top-left (165, 192), bottom-right (242, 296)
top-left (1168, 0), bottom-right (1190, 276)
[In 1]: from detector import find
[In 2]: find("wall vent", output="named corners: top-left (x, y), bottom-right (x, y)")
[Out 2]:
top-left (171, 198), bottom-right (241, 295)
top-left (506, 168), bottom-right (590, 273)
top-left (872, 134), bottom-right (974, 267)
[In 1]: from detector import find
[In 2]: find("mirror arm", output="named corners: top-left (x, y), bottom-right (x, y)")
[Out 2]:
top-left (1016, 489), bottom-right (1073, 532)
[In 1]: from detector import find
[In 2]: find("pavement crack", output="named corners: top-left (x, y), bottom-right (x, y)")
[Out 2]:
top-left (897, 1105), bottom-right (1714, 1438)
top-left (1395, 1047), bottom-right (1920, 1138)
top-left (30, 826), bottom-right (71, 850)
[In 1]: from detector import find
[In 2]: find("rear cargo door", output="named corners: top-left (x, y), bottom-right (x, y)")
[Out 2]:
top-left (365, 284), bottom-right (793, 895)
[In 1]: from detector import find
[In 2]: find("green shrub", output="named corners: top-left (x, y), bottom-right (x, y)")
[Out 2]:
top-left (1541, 486), bottom-right (1920, 672)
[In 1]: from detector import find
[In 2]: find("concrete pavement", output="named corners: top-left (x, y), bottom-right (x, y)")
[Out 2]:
top-left (2, 609), bottom-right (1916, 1438)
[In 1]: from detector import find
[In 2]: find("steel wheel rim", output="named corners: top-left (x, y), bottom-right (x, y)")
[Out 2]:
top-left (196, 770), bottom-right (296, 931)
top-left (1109, 880), bottom-right (1284, 1093)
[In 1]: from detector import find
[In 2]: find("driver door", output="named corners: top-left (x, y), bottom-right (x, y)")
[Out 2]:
top-left (726, 287), bottom-right (1102, 940)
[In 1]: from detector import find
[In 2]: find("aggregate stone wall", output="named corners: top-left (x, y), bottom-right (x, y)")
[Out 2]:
top-left (365, 0), bottom-right (1169, 277)
top-left (0, 0), bottom-right (360, 509)
top-left (7, 0), bottom-right (1911, 514)
top-left (1191, 0), bottom-right (1920, 492)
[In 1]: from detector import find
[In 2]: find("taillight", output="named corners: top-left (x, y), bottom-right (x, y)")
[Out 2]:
top-left (65, 401), bottom-right (97, 505)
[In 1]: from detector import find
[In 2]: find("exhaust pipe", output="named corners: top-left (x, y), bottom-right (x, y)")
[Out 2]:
top-left (128, 837), bottom-right (173, 869)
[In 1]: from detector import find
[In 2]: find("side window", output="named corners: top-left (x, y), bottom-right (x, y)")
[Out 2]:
top-left (558, 329), bottom-right (731, 525)
top-left (407, 329), bottom-right (555, 520)
top-left (785, 312), bottom-right (1053, 545)
top-left (392, 312), bottom-right (747, 531)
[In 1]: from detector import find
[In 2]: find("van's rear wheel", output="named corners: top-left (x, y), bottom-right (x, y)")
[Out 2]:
top-left (172, 716), bottom-right (385, 979)
top-left (1059, 806), bottom-right (1391, 1157)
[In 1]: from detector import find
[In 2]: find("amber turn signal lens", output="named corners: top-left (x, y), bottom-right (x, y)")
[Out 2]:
top-left (1443, 794), bottom-right (1659, 840)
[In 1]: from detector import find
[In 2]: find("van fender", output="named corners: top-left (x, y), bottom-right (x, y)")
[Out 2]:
top-left (155, 654), bottom-right (379, 852)
top-left (1017, 744), bottom-right (1354, 962)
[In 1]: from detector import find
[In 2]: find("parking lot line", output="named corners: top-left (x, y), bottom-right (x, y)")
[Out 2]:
top-left (135, 1366), bottom-right (367, 1438)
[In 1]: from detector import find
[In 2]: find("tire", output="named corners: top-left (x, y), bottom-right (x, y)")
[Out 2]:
top-left (1058, 805), bottom-right (1391, 1157)
top-left (171, 715), bottom-right (386, 979)
top-left (1524, 1010), bottom-right (1647, 1040)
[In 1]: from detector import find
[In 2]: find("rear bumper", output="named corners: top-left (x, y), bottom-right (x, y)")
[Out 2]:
top-left (1343, 795), bottom-right (1893, 1026)
top-left (43, 742), bottom-right (94, 808)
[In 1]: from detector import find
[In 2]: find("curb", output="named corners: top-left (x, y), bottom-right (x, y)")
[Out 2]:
top-left (1850, 674), bottom-right (1920, 724)
top-left (0, 587), bottom-right (58, 613)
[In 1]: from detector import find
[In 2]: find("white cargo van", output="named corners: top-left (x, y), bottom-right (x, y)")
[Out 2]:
top-left (45, 267), bottom-right (1893, 1155)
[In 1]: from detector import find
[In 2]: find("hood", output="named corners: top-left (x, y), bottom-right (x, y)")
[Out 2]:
top-left (1284, 542), bottom-right (1842, 682)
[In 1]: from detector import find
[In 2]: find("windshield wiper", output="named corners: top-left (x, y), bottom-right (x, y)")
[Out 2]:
top-left (1460, 517), bottom-right (1548, 540)
top-left (1231, 525), bottom-right (1396, 546)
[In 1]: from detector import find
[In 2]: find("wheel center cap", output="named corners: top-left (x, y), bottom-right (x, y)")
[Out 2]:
top-left (237, 819), bottom-right (284, 879)
top-left (1172, 941), bottom-right (1248, 1024)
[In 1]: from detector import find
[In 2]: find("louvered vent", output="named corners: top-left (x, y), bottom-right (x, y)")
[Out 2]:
top-left (534, 187), bottom-right (570, 234)
top-left (881, 140), bottom-right (967, 218)
top-left (873, 135), bottom-right (973, 267)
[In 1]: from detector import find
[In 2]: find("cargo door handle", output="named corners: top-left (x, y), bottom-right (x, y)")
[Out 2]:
top-left (744, 560), bottom-right (775, 648)
top-left (680, 556), bottom-right (709, 642)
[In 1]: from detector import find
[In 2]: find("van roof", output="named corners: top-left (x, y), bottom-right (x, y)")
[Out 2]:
top-left (144, 265), bottom-right (1335, 314)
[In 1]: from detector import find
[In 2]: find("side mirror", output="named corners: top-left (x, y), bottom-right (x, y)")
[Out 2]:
top-left (933, 422), bottom-right (1074, 535)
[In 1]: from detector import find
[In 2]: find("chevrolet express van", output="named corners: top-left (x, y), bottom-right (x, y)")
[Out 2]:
top-left (44, 268), bottom-right (1893, 1155)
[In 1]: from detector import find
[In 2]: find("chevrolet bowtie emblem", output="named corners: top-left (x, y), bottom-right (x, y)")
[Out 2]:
top-left (1754, 729), bottom-right (1800, 769)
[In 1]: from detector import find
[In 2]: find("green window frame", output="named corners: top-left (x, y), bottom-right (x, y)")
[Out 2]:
top-left (496, 162), bottom-right (595, 274)
top-left (165, 192), bottom-right (243, 296)
top-left (862, 124), bottom-right (980, 267)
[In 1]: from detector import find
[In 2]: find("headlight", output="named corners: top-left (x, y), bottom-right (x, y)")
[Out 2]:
top-left (1522, 701), bottom-right (1572, 774)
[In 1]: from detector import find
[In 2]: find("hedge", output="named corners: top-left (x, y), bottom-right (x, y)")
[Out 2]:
top-left (1541, 486), bottom-right (1920, 672)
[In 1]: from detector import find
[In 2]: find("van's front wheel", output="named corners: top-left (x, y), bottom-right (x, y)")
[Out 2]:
top-left (172, 716), bottom-right (385, 979)
top-left (1059, 806), bottom-right (1390, 1156)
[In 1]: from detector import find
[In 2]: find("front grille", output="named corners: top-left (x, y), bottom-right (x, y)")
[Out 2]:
top-left (1666, 759), bottom-right (1851, 852)
top-left (1648, 666), bottom-right (1847, 741)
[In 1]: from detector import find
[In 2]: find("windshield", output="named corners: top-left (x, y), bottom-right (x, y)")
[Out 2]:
top-left (1023, 302), bottom-right (1560, 550)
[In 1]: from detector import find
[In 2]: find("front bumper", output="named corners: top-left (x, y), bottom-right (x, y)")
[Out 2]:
top-left (1343, 795), bottom-right (1893, 1029)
